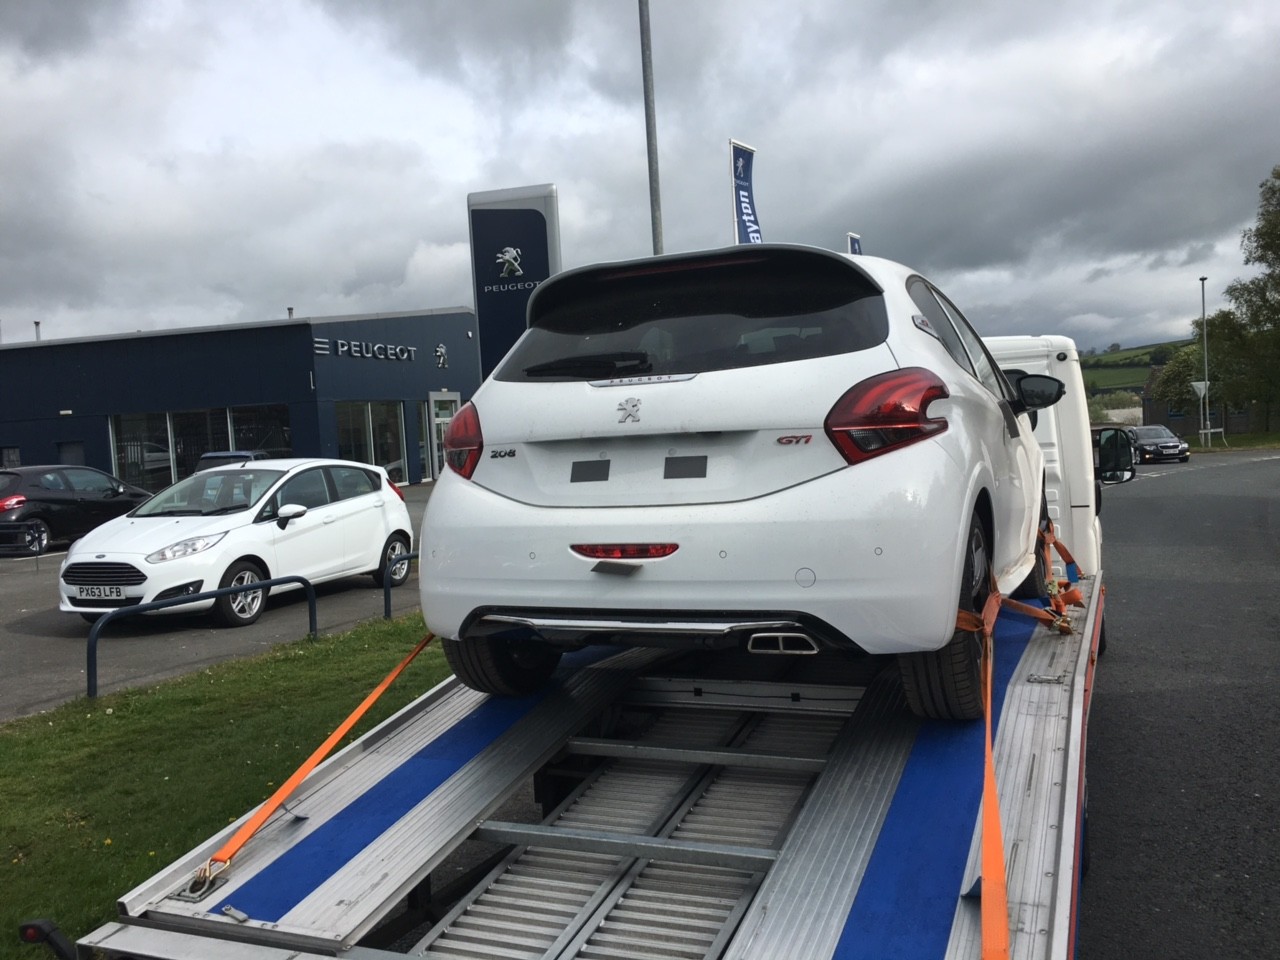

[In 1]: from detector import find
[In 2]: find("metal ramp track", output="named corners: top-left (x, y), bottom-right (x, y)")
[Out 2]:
top-left (411, 686), bottom-right (857, 960)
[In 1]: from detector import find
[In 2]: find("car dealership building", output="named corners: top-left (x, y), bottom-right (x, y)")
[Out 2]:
top-left (0, 307), bottom-right (481, 490)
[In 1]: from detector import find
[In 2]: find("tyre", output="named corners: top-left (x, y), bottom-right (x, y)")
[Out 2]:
top-left (898, 513), bottom-right (989, 721)
top-left (80, 613), bottom-right (103, 625)
top-left (1098, 615), bottom-right (1108, 657)
top-left (25, 519), bottom-right (51, 555)
top-left (442, 635), bottom-right (562, 696)
top-left (1012, 491), bottom-right (1050, 600)
top-left (212, 560), bottom-right (266, 627)
top-left (1179, 455), bottom-right (1189, 463)
top-left (372, 534), bottom-right (412, 588)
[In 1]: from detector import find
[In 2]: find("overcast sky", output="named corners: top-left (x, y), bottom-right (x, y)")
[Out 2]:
top-left (1, 0), bottom-right (1276, 351)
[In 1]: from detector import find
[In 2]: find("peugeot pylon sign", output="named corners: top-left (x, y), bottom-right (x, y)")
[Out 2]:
top-left (468, 184), bottom-right (562, 378)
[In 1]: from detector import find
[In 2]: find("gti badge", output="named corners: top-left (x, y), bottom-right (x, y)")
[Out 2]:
top-left (617, 398), bottom-right (641, 423)
top-left (434, 343), bottom-right (448, 369)
top-left (496, 246), bottom-right (523, 277)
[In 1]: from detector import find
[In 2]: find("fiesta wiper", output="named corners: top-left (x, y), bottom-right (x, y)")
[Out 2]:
top-left (523, 351), bottom-right (653, 378)
top-left (203, 504), bottom-right (251, 516)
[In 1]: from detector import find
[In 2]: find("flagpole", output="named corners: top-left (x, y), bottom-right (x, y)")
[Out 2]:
top-left (638, 0), bottom-right (663, 255)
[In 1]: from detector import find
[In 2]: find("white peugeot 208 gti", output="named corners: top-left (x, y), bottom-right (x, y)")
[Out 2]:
top-left (420, 244), bottom-right (1063, 719)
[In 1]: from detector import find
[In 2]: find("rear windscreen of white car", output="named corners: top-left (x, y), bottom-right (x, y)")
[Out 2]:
top-left (496, 248), bottom-right (889, 382)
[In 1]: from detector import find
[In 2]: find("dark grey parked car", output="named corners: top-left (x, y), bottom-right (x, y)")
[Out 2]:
top-left (0, 466), bottom-right (151, 554)
top-left (1125, 424), bottom-right (1190, 463)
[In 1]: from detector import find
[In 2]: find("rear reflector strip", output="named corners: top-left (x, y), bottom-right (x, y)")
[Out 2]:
top-left (570, 543), bottom-right (679, 560)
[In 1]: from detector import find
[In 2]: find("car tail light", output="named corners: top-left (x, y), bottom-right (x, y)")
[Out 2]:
top-left (571, 543), bottom-right (679, 560)
top-left (824, 367), bottom-right (949, 464)
top-left (386, 479), bottom-right (406, 502)
top-left (444, 402), bottom-right (484, 479)
top-left (0, 494), bottom-right (26, 512)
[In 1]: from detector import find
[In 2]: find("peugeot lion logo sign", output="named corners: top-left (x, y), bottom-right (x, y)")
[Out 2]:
top-left (617, 398), bottom-right (641, 423)
top-left (496, 247), bottom-right (523, 277)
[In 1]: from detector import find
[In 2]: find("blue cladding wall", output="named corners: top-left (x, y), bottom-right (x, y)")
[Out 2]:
top-left (0, 310), bottom-right (479, 479)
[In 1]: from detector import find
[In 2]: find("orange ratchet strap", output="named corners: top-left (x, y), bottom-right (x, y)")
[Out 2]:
top-left (955, 584), bottom-right (1011, 960)
top-left (190, 633), bottom-right (436, 893)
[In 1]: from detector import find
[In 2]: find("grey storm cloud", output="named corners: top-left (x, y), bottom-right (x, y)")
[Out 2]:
top-left (0, 0), bottom-right (1276, 351)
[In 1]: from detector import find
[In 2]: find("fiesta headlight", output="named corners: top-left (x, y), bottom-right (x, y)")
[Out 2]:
top-left (146, 532), bottom-right (227, 563)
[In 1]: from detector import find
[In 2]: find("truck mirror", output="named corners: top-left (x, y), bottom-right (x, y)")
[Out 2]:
top-left (1095, 428), bottom-right (1135, 485)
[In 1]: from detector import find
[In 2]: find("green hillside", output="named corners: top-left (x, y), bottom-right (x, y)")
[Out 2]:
top-left (1079, 338), bottom-right (1193, 394)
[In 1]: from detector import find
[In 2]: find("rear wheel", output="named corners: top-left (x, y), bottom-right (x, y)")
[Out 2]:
top-left (442, 635), bottom-right (562, 696)
top-left (25, 519), bottom-right (50, 555)
top-left (213, 560), bottom-right (266, 627)
top-left (899, 513), bottom-right (988, 721)
top-left (372, 534), bottom-right (411, 588)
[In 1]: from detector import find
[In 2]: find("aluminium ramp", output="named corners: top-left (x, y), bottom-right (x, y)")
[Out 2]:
top-left (104, 647), bottom-right (671, 954)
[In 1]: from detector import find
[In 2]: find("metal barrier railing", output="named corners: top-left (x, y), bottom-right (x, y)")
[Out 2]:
top-left (0, 520), bottom-right (43, 557)
top-left (383, 551), bottom-right (420, 619)
top-left (84, 551), bottom-right (422, 699)
top-left (85, 576), bottom-right (318, 698)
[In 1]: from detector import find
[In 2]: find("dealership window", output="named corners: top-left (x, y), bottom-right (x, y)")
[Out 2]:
top-left (230, 404), bottom-right (292, 457)
top-left (336, 402), bottom-right (372, 464)
top-left (370, 401), bottom-right (404, 478)
top-left (112, 412), bottom-right (173, 490)
top-left (337, 401), bottom-right (405, 480)
top-left (1, 447), bottom-right (19, 468)
top-left (171, 408), bottom-right (231, 481)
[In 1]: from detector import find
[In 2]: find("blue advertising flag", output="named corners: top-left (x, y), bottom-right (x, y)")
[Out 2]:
top-left (731, 140), bottom-right (763, 244)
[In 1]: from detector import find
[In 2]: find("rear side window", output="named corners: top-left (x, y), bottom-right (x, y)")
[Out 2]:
top-left (329, 465), bottom-right (377, 500)
top-left (0, 473), bottom-right (19, 496)
top-left (496, 248), bottom-right (889, 382)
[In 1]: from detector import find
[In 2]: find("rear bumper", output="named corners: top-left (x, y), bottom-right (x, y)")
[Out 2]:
top-left (419, 449), bottom-right (971, 656)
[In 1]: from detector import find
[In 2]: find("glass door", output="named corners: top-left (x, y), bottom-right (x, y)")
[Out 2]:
top-left (425, 392), bottom-right (460, 480)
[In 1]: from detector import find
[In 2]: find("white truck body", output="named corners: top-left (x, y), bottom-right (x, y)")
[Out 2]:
top-left (985, 334), bottom-right (1102, 578)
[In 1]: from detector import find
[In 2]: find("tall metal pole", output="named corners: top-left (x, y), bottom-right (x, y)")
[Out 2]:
top-left (638, 0), bottom-right (663, 255)
top-left (1200, 275), bottom-right (1208, 445)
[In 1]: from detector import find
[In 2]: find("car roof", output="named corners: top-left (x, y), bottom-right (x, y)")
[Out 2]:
top-left (198, 457), bottom-right (386, 474)
top-left (1, 464), bottom-right (113, 475)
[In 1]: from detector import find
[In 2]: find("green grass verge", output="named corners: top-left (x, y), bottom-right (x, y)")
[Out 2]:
top-left (1, 613), bottom-right (450, 958)
top-left (1189, 430), bottom-right (1280, 451)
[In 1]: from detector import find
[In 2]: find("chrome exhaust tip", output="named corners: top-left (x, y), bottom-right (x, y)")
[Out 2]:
top-left (746, 632), bottom-right (820, 655)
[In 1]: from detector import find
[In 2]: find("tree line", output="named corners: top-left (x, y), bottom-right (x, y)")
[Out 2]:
top-left (1151, 164), bottom-right (1280, 431)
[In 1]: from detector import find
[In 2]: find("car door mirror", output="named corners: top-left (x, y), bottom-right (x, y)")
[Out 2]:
top-left (276, 502), bottom-right (308, 529)
top-left (1095, 427), bottom-right (1136, 485)
top-left (1016, 374), bottom-right (1066, 411)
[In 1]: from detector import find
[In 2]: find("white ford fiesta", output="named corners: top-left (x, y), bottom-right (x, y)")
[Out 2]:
top-left (420, 244), bottom-right (1064, 719)
top-left (60, 458), bottom-right (414, 627)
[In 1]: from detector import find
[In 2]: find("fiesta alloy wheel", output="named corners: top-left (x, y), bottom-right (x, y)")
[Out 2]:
top-left (213, 560), bottom-right (266, 627)
top-left (373, 534), bottom-right (412, 588)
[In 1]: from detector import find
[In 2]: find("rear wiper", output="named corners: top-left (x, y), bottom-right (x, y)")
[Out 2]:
top-left (524, 351), bottom-right (653, 378)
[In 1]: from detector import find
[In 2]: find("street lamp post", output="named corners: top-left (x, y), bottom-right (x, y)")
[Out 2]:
top-left (1200, 275), bottom-right (1209, 446)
